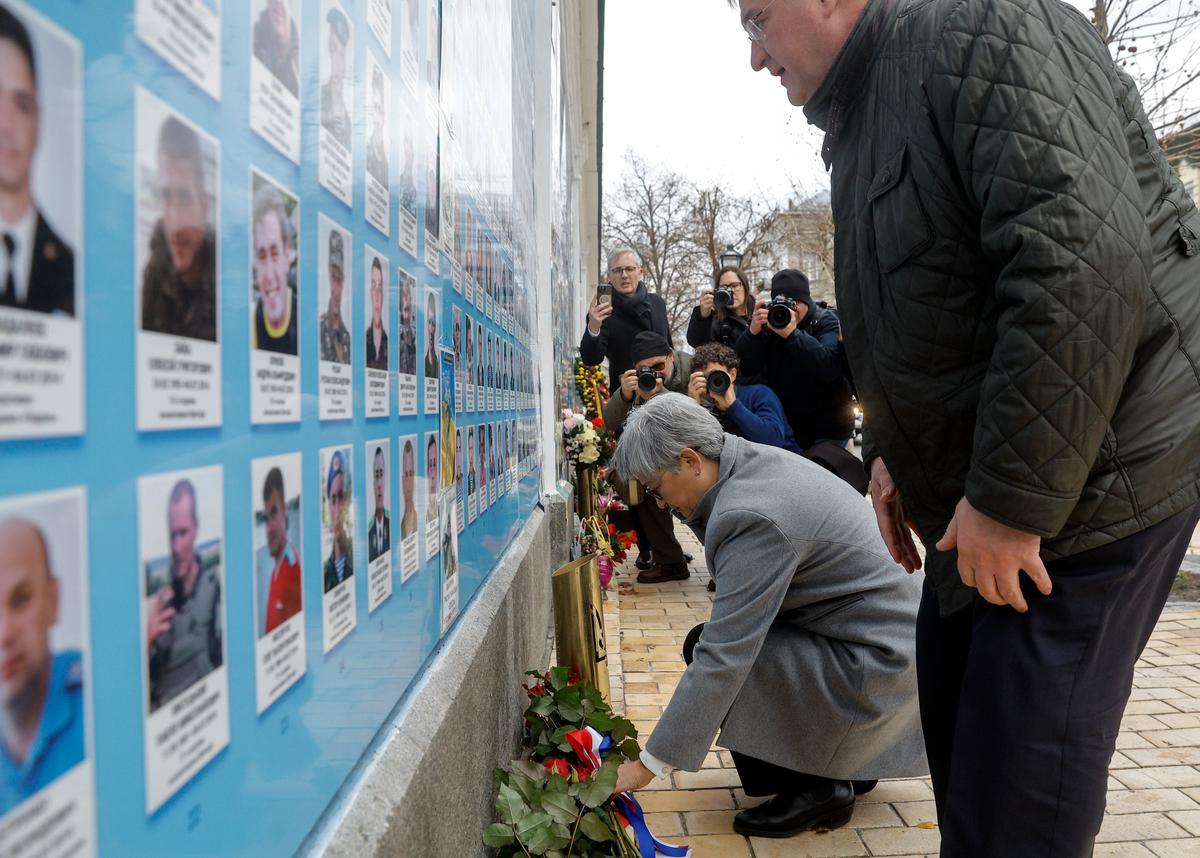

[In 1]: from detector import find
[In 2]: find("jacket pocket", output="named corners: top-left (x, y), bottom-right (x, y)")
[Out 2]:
top-left (869, 142), bottom-right (935, 273)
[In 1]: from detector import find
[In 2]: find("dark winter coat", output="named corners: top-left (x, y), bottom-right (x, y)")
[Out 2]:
top-left (733, 302), bottom-right (855, 449)
top-left (685, 302), bottom-right (754, 349)
top-left (579, 282), bottom-right (673, 390)
top-left (808, 0), bottom-right (1200, 613)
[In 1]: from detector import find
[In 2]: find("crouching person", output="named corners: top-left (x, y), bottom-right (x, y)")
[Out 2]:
top-left (611, 393), bottom-right (925, 837)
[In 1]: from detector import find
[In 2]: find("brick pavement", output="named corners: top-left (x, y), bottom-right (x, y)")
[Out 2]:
top-left (607, 521), bottom-right (1200, 858)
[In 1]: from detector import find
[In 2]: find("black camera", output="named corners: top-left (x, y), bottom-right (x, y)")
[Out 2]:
top-left (705, 369), bottom-right (731, 397)
top-left (714, 285), bottom-right (734, 309)
top-left (767, 295), bottom-right (796, 329)
top-left (636, 367), bottom-right (660, 393)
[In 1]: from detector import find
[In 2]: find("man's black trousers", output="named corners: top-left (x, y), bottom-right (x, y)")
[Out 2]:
top-left (919, 505), bottom-right (1200, 857)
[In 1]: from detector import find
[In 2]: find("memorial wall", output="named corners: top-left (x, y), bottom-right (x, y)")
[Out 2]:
top-left (0, 0), bottom-right (595, 855)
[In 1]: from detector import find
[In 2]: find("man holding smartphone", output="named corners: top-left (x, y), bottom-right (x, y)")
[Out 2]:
top-left (580, 247), bottom-right (673, 392)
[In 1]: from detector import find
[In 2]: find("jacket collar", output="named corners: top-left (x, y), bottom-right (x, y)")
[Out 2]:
top-left (683, 434), bottom-right (742, 528)
top-left (803, 0), bottom-right (901, 169)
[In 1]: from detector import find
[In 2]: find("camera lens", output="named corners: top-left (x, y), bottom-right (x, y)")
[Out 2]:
top-left (636, 367), bottom-right (659, 392)
top-left (706, 369), bottom-right (731, 396)
top-left (714, 286), bottom-right (733, 309)
top-left (767, 297), bottom-right (794, 329)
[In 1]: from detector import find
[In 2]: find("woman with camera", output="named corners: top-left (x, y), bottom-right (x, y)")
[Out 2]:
top-left (686, 266), bottom-right (755, 348)
top-left (609, 393), bottom-right (924, 837)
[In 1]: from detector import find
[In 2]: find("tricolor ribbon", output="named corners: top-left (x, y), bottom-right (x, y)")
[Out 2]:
top-left (563, 727), bottom-right (692, 858)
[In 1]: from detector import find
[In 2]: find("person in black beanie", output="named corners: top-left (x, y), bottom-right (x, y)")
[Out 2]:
top-left (601, 330), bottom-right (692, 584)
top-left (733, 269), bottom-right (854, 450)
top-left (580, 248), bottom-right (673, 391)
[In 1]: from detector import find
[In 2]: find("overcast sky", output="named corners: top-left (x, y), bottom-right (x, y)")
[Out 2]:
top-left (602, 0), bottom-right (1103, 204)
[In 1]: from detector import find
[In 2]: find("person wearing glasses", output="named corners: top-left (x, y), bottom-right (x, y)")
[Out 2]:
top-left (736, 0), bottom-right (1200, 854)
top-left (687, 266), bottom-right (755, 348)
top-left (601, 331), bottom-right (692, 584)
top-left (580, 247), bottom-right (673, 392)
top-left (608, 393), bottom-right (923, 837)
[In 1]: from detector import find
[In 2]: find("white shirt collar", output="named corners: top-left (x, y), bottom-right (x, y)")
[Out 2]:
top-left (1, 205), bottom-right (38, 306)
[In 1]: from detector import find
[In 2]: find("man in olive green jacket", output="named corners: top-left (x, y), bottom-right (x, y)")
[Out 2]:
top-left (739, 0), bottom-right (1200, 853)
top-left (602, 331), bottom-right (691, 584)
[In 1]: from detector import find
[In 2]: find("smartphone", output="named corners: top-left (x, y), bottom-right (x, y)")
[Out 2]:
top-left (596, 282), bottom-right (613, 305)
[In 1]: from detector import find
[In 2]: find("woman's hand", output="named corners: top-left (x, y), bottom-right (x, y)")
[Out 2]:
top-left (612, 760), bottom-right (656, 796)
top-left (698, 291), bottom-right (714, 318)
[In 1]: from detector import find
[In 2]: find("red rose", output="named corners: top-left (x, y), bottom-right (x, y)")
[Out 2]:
top-left (526, 682), bottom-right (547, 698)
top-left (592, 417), bottom-right (604, 428)
top-left (607, 523), bottom-right (617, 535)
top-left (545, 758), bottom-right (572, 778)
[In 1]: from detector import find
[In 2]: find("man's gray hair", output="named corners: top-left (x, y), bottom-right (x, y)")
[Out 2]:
top-left (613, 393), bottom-right (725, 483)
top-left (607, 246), bottom-right (643, 269)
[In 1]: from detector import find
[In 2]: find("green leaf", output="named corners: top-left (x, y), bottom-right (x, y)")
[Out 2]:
top-left (516, 810), bottom-right (554, 854)
top-left (548, 666), bottom-right (571, 690)
top-left (482, 823), bottom-right (516, 847)
top-left (557, 700), bottom-right (584, 723)
top-left (578, 811), bottom-right (614, 842)
top-left (513, 758), bottom-right (549, 783)
top-left (586, 711), bottom-right (617, 733)
top-left (538, 789), bottom-right (579, 826)
top-left (618, 738), bottom-right (642, 762)
top-left (496, 782), bottom-right (527, 825)
top-left (529, 694), bottom-right (556, 717)
top-left (578, 761), bottom-right (620, 808)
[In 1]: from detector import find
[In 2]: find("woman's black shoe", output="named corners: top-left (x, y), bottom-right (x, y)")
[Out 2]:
top-left (732, 781), bottom-right (855, 838)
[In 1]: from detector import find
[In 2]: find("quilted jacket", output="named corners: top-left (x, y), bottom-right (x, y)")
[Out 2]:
top-left (805, 0), bottom-right (1200, 613)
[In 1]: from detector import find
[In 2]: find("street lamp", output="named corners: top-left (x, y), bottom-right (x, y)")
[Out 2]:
top-left (719, 244), bottom-right (744, 270)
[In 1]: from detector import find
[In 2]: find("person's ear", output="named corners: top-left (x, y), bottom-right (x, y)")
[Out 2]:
top-left (728, 367), bottom-right (738, 384)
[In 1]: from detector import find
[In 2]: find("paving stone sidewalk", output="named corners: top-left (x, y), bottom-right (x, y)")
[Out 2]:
top-left (606, 522), bottom-right (1200, 858)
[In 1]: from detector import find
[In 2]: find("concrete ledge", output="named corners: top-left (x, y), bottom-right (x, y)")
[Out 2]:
top-left (304, 492), bottom-right (571, 857)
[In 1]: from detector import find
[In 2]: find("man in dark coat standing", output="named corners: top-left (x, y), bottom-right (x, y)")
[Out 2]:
top-left (580, 247), bottom-right (673, 392)
top-left (733, 269), bottom-right (853, 450)
top-left (736, 0), bottom-right (1200, 854)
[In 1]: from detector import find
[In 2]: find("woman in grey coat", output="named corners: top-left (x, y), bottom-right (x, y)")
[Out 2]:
top-left (611, 393), bottom-right (924, 838)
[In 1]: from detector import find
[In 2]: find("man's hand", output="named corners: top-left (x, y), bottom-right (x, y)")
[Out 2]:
top-left (869, 458), bottom-right (922, 573)
top-left (613, 760), bottom-right (656, 796)
top-left (936, 497), bottom-right (1051, 613)
top-left (698, 291), bottom-right (714, 318)
top-left (687, 371), bottom-right (708, 403)
top-left (587, 297), bottom-right (613, 337)
top-left (619, 369), bottom-right (638, 402)
top-left (147, 587), bottom-right (175, 650)
top-left (750, 305), bottom-right (768, 335)
top-left (638, 377), bottom-right (665, 402)
top-left (708, 379), bottom-right (736, 412)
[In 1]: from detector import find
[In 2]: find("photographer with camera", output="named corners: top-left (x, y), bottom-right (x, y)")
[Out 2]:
top-left (734, 269), bottom-right (854, 451)
top-left (688, 343), bottom-right (800, 455)
top-left (687, 266), bottom-right (755, 348)
top-left (581, 247), bottom-right (673, 391)
top-left (602, 331), bottom-right (692, 584)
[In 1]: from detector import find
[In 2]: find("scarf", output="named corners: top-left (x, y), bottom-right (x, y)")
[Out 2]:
top-left (611, 281), bottom-right (654, 332)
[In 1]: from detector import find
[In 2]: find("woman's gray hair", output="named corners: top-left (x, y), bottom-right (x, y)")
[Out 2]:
top-left (606, 246), bottom-right (643, 269)
top-left (613, 393), bottom-right (725, 483)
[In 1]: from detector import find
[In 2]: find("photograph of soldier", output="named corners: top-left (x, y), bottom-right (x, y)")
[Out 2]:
top-left (398, 107), bottom-right (417, 216)
top-left (251, 173), bottom-right (298, 355)
top-left (455, 428), bottom-right (463, 503)
top-left (424, 130), bottom-right (439, 239)
top-left (365, 254), bottom-right (388, 371)
top-left (145, 478), bottom-right (223, 712)
top-left (0, 494), bottom-right (85, 813)
top-left (0, 4), bottom-right (75, 317)
top-left (322, 449), bottom-right (353, 593)
top-left (424, 288), bottom-right (440, 379)
top-left (319, 226), bottom-right (350, 364)
top-left (475, 320), bottom-right (484, 388)
top-left (319, 3), bottom-right (351, 151)
top-left (467, 427), bottom-right (477, 499)
top-left (400, 437), bottom-right (417, 539)
top-left (368, 445), bottom-right (390, 562)
top-left (366, 61), bottom-right (389, 186)
top-left (397, 269), bottom-right (417, 375)
top-left (453, 307), bottom-right (462, 374)
top-left (465, 313), bottom-right (474, 382)
top-left (255, 465), bottom-right (301, 637)
top-left (252, 0), bottom-right (298, 97)
top-left (426, 433), bottom-right (438, 514)
top-left (139, 107), bottom-right (217, 342)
